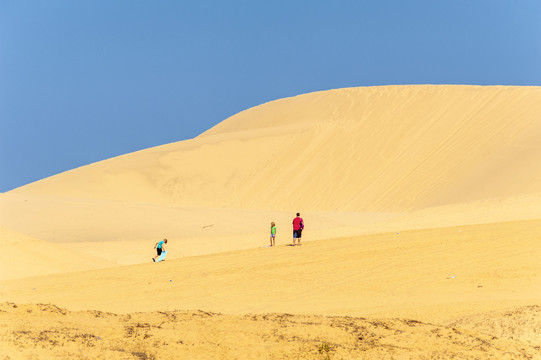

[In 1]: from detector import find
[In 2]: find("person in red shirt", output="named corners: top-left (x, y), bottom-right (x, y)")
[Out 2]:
top-left (292, 213), bottom-right (304, 246)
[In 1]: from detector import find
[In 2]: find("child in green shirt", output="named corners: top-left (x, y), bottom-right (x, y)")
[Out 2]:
top-left (270, 222), bottom-right (277, 247)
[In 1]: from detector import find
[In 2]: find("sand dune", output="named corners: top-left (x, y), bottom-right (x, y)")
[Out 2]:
top-left (1, 85), bottom-right (541, 358)
top-left (2, 189), bottom-right (540, 276)
top-left (0, 226), bottom-right (112, 280)
top-left (0, 191), bottom-right (399, 272)
top-left (1, 219), bottom-right (540, 358)
top-left (2, 85), bottom-right (541, 268)
top-left (8, 85), bottom-right (541, 212)
top-left (2, 219), bottom-right (540, 320)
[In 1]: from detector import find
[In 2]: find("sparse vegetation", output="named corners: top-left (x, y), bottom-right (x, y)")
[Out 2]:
top-left (1, 303), bottom-right (541, 359)
top-left (318, 342), bottom-right (331, 354)
top-left (318, 342), bottom-right (332, 359)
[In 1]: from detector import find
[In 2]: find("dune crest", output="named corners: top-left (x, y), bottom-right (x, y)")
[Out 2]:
top-left (9, 85), bottom-right (541, 212)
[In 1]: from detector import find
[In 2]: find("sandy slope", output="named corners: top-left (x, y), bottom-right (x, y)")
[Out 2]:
top-left (0, 226), bottom-right (112, 280)
top-left (0, 192), bottom-right (400, 270)
top-left (1, 85), bottom-right (540, 272)
top-left (7, 86), bottom-right (541, 212)
top-left (1, 85), bottom-right (541, 358)
top-left (2, 219), bottom-right (540, 321)
top-left (1, 219), bottom-right (540, 358)
top-left (2, 190), bottom-right (541, 277)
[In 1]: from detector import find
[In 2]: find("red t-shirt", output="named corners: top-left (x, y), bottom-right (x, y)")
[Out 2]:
top-left (292, 217), bottom-right (304, 230)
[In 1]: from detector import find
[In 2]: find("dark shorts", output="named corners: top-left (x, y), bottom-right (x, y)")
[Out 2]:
top-left (157, 247), bottom-right (162, 256)
top-left (293, 229), bottom-right (302, 238)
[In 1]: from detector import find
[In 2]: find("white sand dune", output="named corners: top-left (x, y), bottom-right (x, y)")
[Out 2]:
top-left (1, 85), bottom-right (541, 358)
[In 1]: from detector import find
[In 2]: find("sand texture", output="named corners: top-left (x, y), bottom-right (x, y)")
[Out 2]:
top-left (1, 85), bottom-right (541, 358)
top-left (3, 303), bottom-right (541, 359)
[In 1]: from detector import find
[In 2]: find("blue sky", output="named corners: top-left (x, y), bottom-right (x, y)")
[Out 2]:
top-left (1, 1), bottom-right (540, 192)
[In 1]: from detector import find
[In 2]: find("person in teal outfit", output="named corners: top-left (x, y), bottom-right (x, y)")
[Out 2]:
top-left (152, 238), bottom-right (168, 262)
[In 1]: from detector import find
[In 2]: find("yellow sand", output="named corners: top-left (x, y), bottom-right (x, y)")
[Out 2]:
top-left (1, 85), bottom-right (541, 358)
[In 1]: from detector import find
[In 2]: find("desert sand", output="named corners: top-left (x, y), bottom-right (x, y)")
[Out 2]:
top-left (1, 85), bottom-right (541, 358)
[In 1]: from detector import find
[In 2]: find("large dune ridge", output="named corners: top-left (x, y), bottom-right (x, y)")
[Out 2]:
top-left (1, 85), bottom-right (541, 358)
top-left (8, 85), bottom-right (541, 212)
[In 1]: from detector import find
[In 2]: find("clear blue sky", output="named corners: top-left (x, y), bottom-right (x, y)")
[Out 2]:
top-left (1, 1), bottom-right (540, 192)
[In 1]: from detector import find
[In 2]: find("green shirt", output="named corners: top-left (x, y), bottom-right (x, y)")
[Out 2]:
top-left (271, 226), bottom-right (276, 235)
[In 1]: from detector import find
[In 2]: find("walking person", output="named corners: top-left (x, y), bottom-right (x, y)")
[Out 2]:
top-left (292, 213), bottom-right (304, 246)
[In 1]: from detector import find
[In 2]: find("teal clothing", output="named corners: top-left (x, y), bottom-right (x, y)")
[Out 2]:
top-left (157, 240), bottom-right (165, 249)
